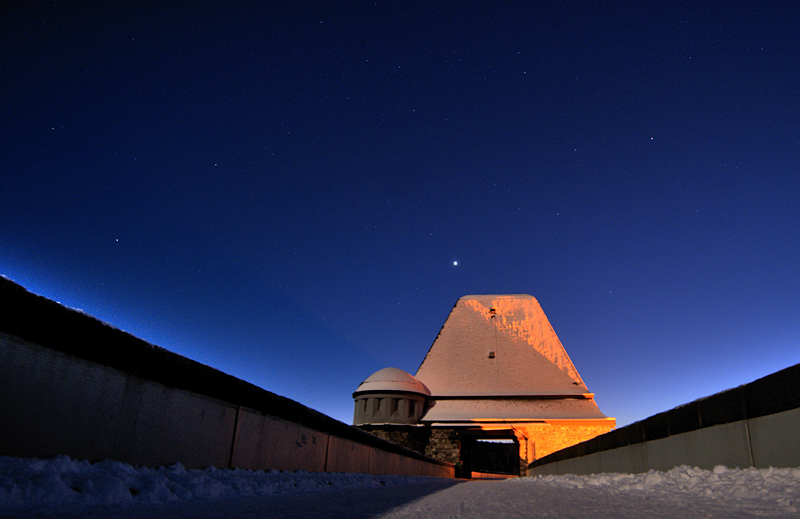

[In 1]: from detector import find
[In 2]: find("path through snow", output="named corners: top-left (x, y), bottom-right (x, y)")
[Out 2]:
top-left (1, 456), bottom-right (798, 518)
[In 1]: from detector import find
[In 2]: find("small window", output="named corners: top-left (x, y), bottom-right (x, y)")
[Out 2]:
top-left (488, 351), bottom-right (496, 359)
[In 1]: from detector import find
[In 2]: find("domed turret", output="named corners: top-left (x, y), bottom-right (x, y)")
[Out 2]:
top-left (353, 367), bottom-right (430, 425)
top-left (354, 367), bottom-right (431, 396)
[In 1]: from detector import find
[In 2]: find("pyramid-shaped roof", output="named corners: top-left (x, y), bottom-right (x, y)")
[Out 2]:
top-left (415, 295), bottom-right (589, 397)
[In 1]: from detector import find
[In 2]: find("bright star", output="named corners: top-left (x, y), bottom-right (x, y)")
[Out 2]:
top-left (453, 261), bottom-right (458, 266)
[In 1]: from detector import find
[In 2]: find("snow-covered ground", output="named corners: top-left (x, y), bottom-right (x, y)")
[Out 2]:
top-left (1, 455), bottom-right (798, 518)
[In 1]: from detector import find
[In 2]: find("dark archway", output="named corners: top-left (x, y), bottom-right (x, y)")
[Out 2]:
top-left (459, 429), bottom-right (520, 477)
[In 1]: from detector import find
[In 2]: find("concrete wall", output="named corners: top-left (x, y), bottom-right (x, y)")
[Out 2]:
top-left (0, 336), bottom-right (236, 469)
top-left (0, 333), bottom-right (454, 477)
top-left (529, 362), bottom-right (800, 476)
top-left (0, 278), bottom-right (453, 477)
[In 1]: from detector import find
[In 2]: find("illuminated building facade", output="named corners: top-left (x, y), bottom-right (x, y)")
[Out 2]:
top-left (353, 294), bottom-right (615, 476)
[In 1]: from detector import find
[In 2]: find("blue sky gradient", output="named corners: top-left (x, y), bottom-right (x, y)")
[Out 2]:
top-left (2, 1), bottom-right (799, 426)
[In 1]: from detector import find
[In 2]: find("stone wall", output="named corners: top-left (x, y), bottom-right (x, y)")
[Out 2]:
top-left (518, 421), bottom-right (616, 461)
top-left (424, 428), bottom-right (461, 464)
top-left (357, 426), bottom-right (462, 466)
top-left (358, 421), bottom-right (613, 477)
top-left (356, 425), bottom-right (432, 456)
top-left (356, 425), bottom-right (464, 466)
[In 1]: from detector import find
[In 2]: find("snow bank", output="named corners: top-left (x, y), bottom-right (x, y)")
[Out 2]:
top-left (513, 464), bottom-right (799, 513)
top-left (0, 456), bottom-right (442, 515)
top-left (2, 456), bottom-right (798, 517)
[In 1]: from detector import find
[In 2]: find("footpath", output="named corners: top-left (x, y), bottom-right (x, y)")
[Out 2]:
top-left (31, 469), bottom-right (799, 519)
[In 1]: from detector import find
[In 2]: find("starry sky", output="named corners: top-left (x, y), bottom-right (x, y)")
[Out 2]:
top-left (2, 2), bottom-right (799, 427)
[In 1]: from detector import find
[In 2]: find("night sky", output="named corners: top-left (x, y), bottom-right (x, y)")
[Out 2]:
top-left (2, 2), bottom-right (799, 427)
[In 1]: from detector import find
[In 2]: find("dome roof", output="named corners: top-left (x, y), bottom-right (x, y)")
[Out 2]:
top-left (354, 367), bottom-right (431, 396)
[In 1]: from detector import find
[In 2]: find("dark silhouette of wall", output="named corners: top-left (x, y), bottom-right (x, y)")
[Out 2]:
top-left (0, 277), bottom-right (453, 476)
